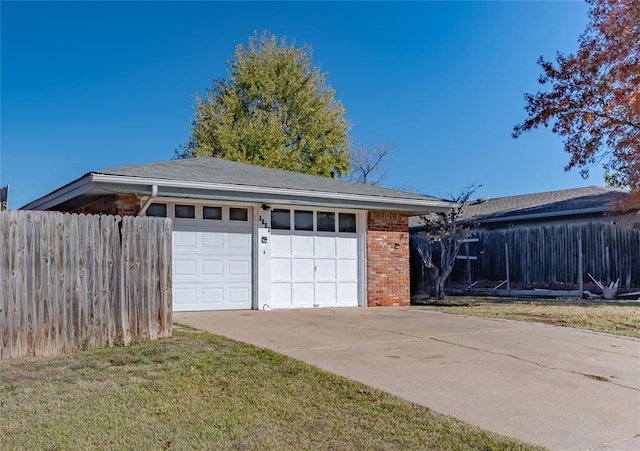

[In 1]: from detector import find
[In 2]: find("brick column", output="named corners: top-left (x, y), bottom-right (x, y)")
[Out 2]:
top-left (366, 211), bottom-right (410, 307)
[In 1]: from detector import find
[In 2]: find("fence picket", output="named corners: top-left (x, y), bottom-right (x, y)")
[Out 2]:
top-left (444, 222), bottom-right (640, 288)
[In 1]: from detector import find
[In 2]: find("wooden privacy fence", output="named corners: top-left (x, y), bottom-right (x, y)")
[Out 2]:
top-left (0, 211), bottom-right (172, 360)
top-left (448, 222), bottom-right (640, 289)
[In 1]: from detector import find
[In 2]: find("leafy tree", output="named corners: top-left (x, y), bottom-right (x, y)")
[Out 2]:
top-left (179, 31), bottom-right (351, 178)
top-left (513, 0), bottom-right (639, 193)
top-left (411, 185), bottom-right (479, 300)
top-left (347, 143), bottom-right (395, 185)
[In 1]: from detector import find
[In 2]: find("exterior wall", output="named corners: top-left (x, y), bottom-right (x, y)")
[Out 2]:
top-left (72, 194), bottom-right (140, 216)
top-left (366, 211), bottom-right (410, 307)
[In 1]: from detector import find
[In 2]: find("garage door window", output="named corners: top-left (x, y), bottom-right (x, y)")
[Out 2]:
top-left (230, 207), bottom-right (248, 221)
top-left (271, 209), bottom-right (290, 230)
top-left (175, 204), bottom-right (196, 219)
top-left (339, 213), bottom-right (357, 233)
top-left (146, 203), bottom-right (167, 217)
top-left (317, 211), bottom-right (335, 232)
top-left (203, 206), bottom-right (222, 220)
top-left (294, 210), bottom-right (313, 231)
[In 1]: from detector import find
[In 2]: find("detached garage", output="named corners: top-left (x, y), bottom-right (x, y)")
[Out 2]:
top-left (22, 157), bottom-right (452, 311)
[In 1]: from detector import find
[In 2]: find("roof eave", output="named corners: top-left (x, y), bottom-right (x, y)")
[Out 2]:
top-left (21, 174), bottom-right (94, 210)
top-left (23, 173), bottom-right (454, 214)
top-left (472, 206), bottom-right (615, 224)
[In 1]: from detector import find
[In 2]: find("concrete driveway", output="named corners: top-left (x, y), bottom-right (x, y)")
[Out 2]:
top-left (175, 308), bottom-right (640, 451)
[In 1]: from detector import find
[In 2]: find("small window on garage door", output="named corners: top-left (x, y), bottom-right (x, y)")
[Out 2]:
top-left (203, 206), bottom-right (222, 220)
top-left (146, 203), bottom-right (167, 217)
top-left (230, 207), bottom-right (248, 221)
top-left (271, 209), bottom-right (290, 230)
top-left (294, 210), bottom-right (313, 231)
top-left (317, 211), bottom-right (335, 232)
top-left (175, 204), bottom-right (196, 219)
top-left (339, 213), bottom-right (357, 233)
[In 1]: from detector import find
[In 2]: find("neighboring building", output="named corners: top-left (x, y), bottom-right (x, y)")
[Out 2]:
top-left (23, 157), bottom-right (452, 311)
top-left (410, 186), bottom-right (640, 293)
top-left (451, 186), bottom-right (637, 230)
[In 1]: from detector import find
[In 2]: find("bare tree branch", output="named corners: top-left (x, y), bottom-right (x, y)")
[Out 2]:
top-left (412, 184), bottom-right (480, 300)
top-left (348, 143), bottom-right (395, 185)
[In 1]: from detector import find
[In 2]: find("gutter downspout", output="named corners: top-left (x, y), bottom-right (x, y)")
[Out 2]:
top-left (138, 185), bottom-right (158, 216)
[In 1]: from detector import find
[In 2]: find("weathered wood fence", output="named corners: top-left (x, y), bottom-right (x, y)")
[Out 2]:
top-left (0, 211), bottom-right (172, 360)
top-left (447, 222), bottom-right (640, 289)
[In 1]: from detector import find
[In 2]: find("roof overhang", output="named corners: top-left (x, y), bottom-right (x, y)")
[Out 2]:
top-left (23, 173), bottom-right (455, 215)
top-left (410, 206), bottom-right (617, 232)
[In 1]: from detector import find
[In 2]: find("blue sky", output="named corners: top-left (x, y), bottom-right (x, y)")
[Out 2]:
top-left (1, 1), bottom-right (601, 209)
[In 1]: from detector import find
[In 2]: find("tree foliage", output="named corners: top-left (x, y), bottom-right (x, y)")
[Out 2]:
top-left (411, 185), bottom-right (479, 300)
top-left (347, 143), bottom-right (394, 185)
top-left (513, 0), bottom-right (639, 193)
top-left (178, 31), bottom-right (351, 178)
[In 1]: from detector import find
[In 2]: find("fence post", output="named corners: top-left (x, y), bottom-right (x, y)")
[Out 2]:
top-left (505, 242), bottom-right (511, 295)
top-left (577, 236), bottom-right (583, 297)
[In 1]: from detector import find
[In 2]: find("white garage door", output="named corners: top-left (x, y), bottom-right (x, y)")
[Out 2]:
top-left (269, 209), bottom-right (359, 308)
top-left (170, 205), bottom-right (253, 312)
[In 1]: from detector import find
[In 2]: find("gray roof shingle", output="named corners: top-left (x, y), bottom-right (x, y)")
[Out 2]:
top-left (97, 157), bottom-right (443, 202)
top-left (409, 186), bottom-right (631, 227)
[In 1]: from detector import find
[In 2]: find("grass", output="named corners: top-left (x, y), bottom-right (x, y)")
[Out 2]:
top-left (418, 297), bottom-right (640, 338)
top-left (0, 326), bottom-right (540, 451)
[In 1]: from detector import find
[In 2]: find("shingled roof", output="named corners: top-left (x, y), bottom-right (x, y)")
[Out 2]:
top-left (410, 186), bottom-right (631, 228)
top-left (98, 157), bottom-right (442, 202)
top-left (23, 157), bottom-right (453, 213)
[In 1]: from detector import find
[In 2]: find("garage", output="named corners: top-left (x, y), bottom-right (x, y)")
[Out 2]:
top-left (268, 208), bottom-right (360, 309)
top-left (24, 157), bottom-right (454, 310)
top-left (149, 202), bottom-right (253, 312)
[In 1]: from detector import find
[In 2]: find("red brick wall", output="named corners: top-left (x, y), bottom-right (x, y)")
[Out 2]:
top-left (73, 194), bottom-right (140, 216)
top-left (366, 211), bottom-right (410, 307)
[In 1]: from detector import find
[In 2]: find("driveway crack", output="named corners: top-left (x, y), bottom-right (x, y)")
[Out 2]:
top-left (427, 336), bottom-right (640, 392)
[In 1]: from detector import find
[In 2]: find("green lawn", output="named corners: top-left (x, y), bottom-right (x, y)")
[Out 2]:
top-left (0, 326), bottom-right (540, 451)
top-left (418, 297), bottom-right (640, 338)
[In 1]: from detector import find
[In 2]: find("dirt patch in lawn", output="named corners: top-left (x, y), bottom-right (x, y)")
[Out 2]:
top-left (415, 297), bottom-right (640, 338)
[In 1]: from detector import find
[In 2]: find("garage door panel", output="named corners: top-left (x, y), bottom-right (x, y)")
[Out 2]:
top-left (316, 282), bottom-right (337, 304)
top-left (229, 233), bottom-right (251, 251)
top-left (316, 259), bottom-right (336, 280)
top-left (202, 288), bottom-right (224, 305)
top-left (293, 283), bottom-right (314, 306)
top-left (271, 258), bottom-right (292, 280)
top-left (229, 287), bottom-right (251, 304)
top-left (293, 258), bottom-right (315, 280)
top-left (174, 231), bottom-right (198, 248)
top-left (228, 260), bottom-right (251, 277)
top-left (337, 259), bottom-right (358, 281)
top-left (202, 233), bottom-right (224, 249)
top-left (337, 283), bottom-right (358, 305)
top-left (271, 234), bottom-right (291, 256)
top-left (293, 235), bottom-right (314, 255)
top-left (174, 259), bottom-right (197, 277)
top-left (315, 236), bottom-right (336, 257)
top-left (201, 260), bottom-right (224, 277)
top-left (337, 237), bottom-right (358, 257)
top-left (271, 282), bottom-right (292, 305)
top-left (174, 287), bottom-right (197, 305)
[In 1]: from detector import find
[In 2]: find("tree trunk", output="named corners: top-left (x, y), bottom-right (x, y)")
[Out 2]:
top-left (435, 278), bottom-right (446, 300)
top-left (427, 265), bottom-right (446, 300)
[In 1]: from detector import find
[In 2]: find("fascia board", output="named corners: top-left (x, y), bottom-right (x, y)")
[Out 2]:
top-left (21, 174), bottom-right (94, 210)
top-left (92, 174), bottom-right (455, 213)
top-left (409, 206), bottom-right (612, 232)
